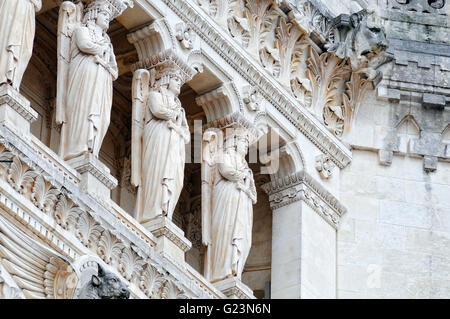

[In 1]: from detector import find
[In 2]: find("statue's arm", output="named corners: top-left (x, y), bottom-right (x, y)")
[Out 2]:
top-left (148, 91), bottom-right (176, 121)
top-left (107, 45), bottom-right (119, 80)
top-left (218, 155), bottom-right (245, 182)
top-left (74, 28), bottom-right (104, 56)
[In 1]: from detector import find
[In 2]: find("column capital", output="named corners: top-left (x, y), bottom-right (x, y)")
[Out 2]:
top-left (133, 49), bottom-right (196, 85)
top-left (262, 170), bottom-right (347, 229)
top-left (202, 112), bottom-right (258, 143)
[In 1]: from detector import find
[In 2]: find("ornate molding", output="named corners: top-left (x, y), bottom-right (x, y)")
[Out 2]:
top-left (0, 125), bottom-right (221, 299)
top-left (154, 0), bottom-right (352, 168)
top-left (67, 154), bottom-right (118, 190)
top-left (0, 85), bottom-right (38, 124)
top-left (315, 154), bottom-right (335, 179)
top-left (262, 170), bottom-right (346, 228)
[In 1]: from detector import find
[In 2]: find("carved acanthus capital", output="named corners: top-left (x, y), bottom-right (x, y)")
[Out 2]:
top-left (203, 112), bottom-right (258, 145)
top-left (134, 49), bottom-right (196, 89)
top-left (262, 170), bottom-right (346, 228)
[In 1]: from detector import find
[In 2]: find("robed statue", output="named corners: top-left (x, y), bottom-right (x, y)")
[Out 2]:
top-left (56, 0), bottom-right (133, 161)
top-left (0, 0), bottom-right (42, 90)
top-left (202, 129), bottom-right (257, 283)
top-left (131, 65), bottom-right (190, 224)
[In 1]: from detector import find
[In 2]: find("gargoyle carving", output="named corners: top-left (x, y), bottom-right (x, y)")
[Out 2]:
top-left (77, 265), bottom-right (130, 299)
top-left (326, 9), bottom-right (390, 86)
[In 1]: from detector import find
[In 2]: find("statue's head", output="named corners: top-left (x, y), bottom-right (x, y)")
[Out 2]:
top-left (236, 135), bottom-right (249, 157)
top-left (168, 75), bottom-right (182, 95)
top-left (91, 266), bottom-right (130, 299)
top-left (224, 129), bottom-right (249, 156)
top-left (83, 0), bottom-right (134, 29)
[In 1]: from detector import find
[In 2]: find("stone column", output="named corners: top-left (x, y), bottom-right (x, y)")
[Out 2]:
top-left (262, 171), bottom-right (346, 299)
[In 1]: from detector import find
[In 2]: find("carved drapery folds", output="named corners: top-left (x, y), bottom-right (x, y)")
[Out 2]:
top-left (0, 0), bottom-right (42, 91)
top-left (131, 50), bottom-right (195, 223)
top-left (56, 0), bottom-right (133, 161)
top-left (0, 140), bottom-right (204, 299)
top-left (202, 115), bottom-right (257, 283)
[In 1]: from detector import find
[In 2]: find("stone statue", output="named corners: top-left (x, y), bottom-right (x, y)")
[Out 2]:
top-left (0, 0), bottom-right (42, 90)
top-left (131, 59), bottom-right (191, 223)
top-left (56, 0), bottom-right (133, 161)
top-left (77, 265), bottom-right (130, 299)
top-left (202, 129), bottom-right (257, 283)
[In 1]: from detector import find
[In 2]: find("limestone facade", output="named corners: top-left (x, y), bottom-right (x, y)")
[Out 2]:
top-left (0, 0), bottom-right (448, 299)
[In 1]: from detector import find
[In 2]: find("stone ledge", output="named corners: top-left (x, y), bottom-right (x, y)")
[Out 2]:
top-left (143, 216), bottom-right (192, 253)
top-left (213, 277), bottom-right (255, 299)
top-left (0, 84), bottom-right (38, 123)
top-left (262, 170), bottom-right (347, 228)
top-left (67, 153), bottom-right (118, 190)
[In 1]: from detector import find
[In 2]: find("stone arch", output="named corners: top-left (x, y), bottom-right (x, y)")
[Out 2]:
top-left (187, 51), bottom-right (242, 123)
top-left (256, 125), bottom-right (305, 181)
top-left (395, 115), bottom-right (421, 154)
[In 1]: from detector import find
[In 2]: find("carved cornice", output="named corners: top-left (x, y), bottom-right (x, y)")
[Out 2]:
top-left (213, 277), bottom-right (255, 299)
top-left (67, 154), bottom-right (118, 190)
top-left (144, 217), bottom-right (192, 253)
top-left (152, 0), bottom-right (352, 168)
top-left (262, 170), bottom-right (346, 228)
top-left (0, 85), bottom-right (38, 123)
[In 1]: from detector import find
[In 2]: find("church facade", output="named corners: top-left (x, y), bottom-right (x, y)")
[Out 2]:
top-left (0, 0), bottom-right (448, 299)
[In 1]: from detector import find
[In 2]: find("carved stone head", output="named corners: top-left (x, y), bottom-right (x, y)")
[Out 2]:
top-left (91, 266), bottom-right (130, 299)
top-left (351, 11), bottom-right (388, 62)
top-left (77, 264), bottom-right (130, 299)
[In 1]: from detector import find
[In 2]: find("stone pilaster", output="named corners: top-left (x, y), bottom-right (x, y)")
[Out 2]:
top-left (262, 171), bottom-right (346, 299)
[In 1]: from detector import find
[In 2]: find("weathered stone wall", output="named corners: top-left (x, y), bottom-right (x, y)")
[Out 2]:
top-left (338, 150), bottom-right (450, 298)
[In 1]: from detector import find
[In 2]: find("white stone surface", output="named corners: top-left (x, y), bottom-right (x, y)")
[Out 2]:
top-left (338, 150), bottom-right (450, 298)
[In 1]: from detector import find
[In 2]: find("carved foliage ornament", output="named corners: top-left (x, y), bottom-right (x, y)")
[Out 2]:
top-left (0, 144), bottom-right (193, 299)
top-left (315, 154), bottom-right (336, 179)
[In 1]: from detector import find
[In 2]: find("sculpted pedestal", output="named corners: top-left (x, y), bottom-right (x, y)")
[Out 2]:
top-left (213, 277), bottom-right (255, 299)
top-left (0, 84), bottom-right (38, 138)
top-left (142, 216), bottom-right (191, 265)
top-left (67, 153), bottom-right (118, 203)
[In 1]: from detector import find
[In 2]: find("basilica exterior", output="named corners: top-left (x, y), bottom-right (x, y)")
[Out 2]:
top-left (0, 0), bottom-right (448, 299)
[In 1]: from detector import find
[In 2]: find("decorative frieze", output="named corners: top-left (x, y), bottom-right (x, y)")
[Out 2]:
top-left (262, 170), bottom-right (346, 228)
top-left (0, 123), bottom-right (221, 299)
top-left (156, 0), bottom-right (352, 168)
